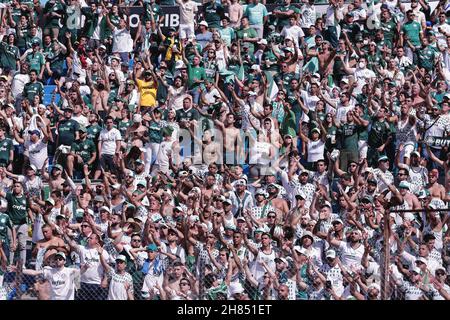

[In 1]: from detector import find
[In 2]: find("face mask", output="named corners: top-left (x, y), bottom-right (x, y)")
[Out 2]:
top-left (363, 40), bottom-right (369, 45)
top-left (97, 8), bottom-right (102, 14)
top-left (358, 62), bottom-right (366, 69)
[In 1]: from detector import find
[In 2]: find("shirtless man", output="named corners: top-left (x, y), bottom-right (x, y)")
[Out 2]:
top-left (165, 261), bottom-right (187, 292)
top-left (77, 184), bottom-right (92, 210)
top-left (200, 173), bottom-right (216, 202)
top-left (0, 167), bottom-right (12, 191)
top-left (410, 84), bottom-right (425, 109)
top-left (273, 39), bottom-right (300, 74)
top-left (91, 77), bottom-right (111, 117)
top-left (398, 181), bottom-right (422, 210)
top-left (127, 114), bottom-right (147, 147)
top-left (189, 128), bottom-right (222, 167)
top-left (307, 40), bottom-right (336, 76)
top-left (201, 130), bottom-right (221, 166)
top-left (248, 76), bottom-right (266, 106)
top-left (33, 224), bottom-right (67, 267)
top-left (266, 183), bottom-right (289, 221)
top-left (42, 163), bottom-right (66, 192)
top-left (427, 169), bottom-right (446, 199)
top-left (426, 146), bottom-right (450, 202)
top-left (214, 113), bottom-right (243, 166)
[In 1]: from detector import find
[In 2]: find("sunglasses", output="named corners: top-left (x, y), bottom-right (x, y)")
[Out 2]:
top-left (81, 224), bottom-right (90, 228)
top-left (56, 257), bottom-right (65, 261)
top-left (268, 216), bottom-right (276, 218)
top-left (180, 282), bottom-right (190, 286)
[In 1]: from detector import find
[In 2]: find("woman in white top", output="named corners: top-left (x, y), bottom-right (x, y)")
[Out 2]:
top-left (298, 124), bottom-right (326, 167)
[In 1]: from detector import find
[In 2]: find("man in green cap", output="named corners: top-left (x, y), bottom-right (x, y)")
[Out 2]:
top-left (67, 125), bottom-right (97, 178)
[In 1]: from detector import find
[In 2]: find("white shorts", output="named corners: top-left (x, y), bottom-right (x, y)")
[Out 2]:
top-left (179, 23), bottom-right (195, 39)
top-left (400, 143), bottom-right (415, 159)
top-left (358, 140), bottom-right (368, 159)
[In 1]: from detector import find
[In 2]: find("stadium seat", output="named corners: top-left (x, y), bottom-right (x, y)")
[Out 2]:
top-left (44, 85), bottom-right (56, 95)
top-left (43, 93), bottom-right (60, 106)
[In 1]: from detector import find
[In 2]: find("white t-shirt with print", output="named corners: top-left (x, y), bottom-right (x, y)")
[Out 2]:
top-left (337, 241), bottom-right (365, 270)
top-left (43, 266), bottom-right (79, 300)
top-left (79, 246), bottom-right (110, 284)
top-left (99, 128), bottom-right (122, 156)
top-left (107, 269), bottom-right (134, 300)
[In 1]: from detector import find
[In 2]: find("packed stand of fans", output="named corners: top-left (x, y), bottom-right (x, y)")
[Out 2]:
top-left (0, 0), bottom-right (449, 300)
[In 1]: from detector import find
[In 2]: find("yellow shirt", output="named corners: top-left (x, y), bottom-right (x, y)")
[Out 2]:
top-left (136, 78), bottom-right (157, 108)
top-left (164, 37), bottom-right (182, 62)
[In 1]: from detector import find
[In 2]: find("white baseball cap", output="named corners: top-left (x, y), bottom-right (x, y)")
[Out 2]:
top-left (199, 21), bottom-right (208, 27)
top-left (133, 114), bottom-right (142, 123)
top-left (275, 257), bottom-right (289, 265)
top-left (368, 283), bottom-right (380, 291)
top-left (116, 255), bottom-right (127, 262)
top-left (410, 266), bottom-right (421, 274)
top-left (415, 257), bottom-right (428, 266)
top-left (100, 206), bottom-right (111, 213)
top-left (257, 39), bottom-right (268, 45)
top-left (326, 249), bottom-right (336, 259)
top-left (229, 282), bottom-right (245, 295)
top-left (175, 60), bottom-right (186, 70)
top-left (294, 246), bottom-right (308, 256)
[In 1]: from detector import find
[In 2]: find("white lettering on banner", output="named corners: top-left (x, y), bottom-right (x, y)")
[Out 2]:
top-left (129, 14), bottom-right (140, 28)
top-left (66, 6), bottom-right (81, 30)
top-left (168, 13), bottom-right (179, 28)
top-left (129, 13), bottom-right (180, 29)
top-left (425, 136), bottom-right (450, 148)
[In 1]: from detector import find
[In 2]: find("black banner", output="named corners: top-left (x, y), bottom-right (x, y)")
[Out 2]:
top-left (62, 2), bottom-right (440, 37)
top-left (424, 136), bottom-right (450, 148)
top-left (125, 3), bottom-right (325, 35)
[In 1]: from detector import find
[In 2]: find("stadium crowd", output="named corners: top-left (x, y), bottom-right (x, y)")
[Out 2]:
top-left (0, 0), bottom-right (449, 300)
